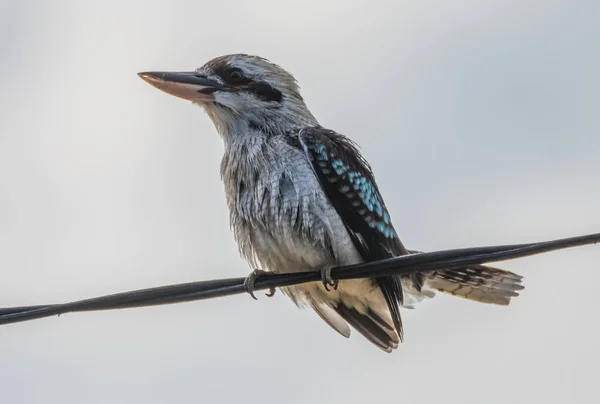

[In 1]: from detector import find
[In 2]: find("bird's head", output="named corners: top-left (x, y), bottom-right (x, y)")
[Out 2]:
top-left (138, 54), bottom-right (317, 137)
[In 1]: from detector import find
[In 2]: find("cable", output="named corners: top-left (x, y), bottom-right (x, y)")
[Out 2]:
top-left (1, 232), bottom-right (599, 326)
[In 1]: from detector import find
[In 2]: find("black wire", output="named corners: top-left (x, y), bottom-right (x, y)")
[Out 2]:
top-left (1, 232), bottom-right (599, 326)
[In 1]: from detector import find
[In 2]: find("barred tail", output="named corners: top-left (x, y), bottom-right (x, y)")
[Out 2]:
top-left (424, 264), bottom-right (524, 305)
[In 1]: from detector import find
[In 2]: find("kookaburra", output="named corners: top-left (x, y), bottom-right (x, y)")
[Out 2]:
top-left (138, 54), bottom-right (523, 352)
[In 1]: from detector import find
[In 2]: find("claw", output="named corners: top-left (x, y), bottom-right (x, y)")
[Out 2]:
top-left (244, 269), bottom-right (276, 300)
top-left (320, 265), bottom-right (338, 291)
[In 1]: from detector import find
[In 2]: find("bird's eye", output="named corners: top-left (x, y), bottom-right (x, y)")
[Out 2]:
top-left (228, 68), bottom-right (244, 83)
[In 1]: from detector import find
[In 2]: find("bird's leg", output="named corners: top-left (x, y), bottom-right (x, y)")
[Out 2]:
top-left (320, 265), bottom-right (339, 292)
top-left (244, 269), bottom-right (276, 300)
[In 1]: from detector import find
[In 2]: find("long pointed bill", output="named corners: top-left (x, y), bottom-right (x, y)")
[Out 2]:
top-left (137, 71), bottom-right (223, 101)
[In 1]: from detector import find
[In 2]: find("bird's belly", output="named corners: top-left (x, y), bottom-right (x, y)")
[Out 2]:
top-left (246, 220), bottom-right (386, 311)
top-left (248, 222), bottom-right (332, 274)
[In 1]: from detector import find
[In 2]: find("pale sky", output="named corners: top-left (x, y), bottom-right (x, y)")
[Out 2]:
top-left (1, 1), bottom-right (599, 403)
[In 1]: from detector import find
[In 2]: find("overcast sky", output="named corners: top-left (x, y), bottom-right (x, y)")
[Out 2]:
top-left (1, 1), bottom-right (599, 403)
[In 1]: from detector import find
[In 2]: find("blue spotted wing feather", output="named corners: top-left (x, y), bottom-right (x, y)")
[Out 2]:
top-left (297, 127), bottom-right (407, 257)
top-left (297, 127), bottom-right (410, 341)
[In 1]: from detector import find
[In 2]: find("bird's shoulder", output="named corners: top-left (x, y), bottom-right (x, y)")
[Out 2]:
top-left (289, 126), bottom-right (406, 258)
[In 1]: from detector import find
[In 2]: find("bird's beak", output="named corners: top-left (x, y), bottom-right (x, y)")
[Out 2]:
top-left (137, 71), bottom-right (223, 102)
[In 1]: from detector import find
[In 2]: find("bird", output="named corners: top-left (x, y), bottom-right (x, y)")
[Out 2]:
top-left (138, 54), bottom-right (524, 352)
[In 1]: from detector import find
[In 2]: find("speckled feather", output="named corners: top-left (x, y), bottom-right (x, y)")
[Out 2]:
top-left (297, 128), bottom-right (405, 256)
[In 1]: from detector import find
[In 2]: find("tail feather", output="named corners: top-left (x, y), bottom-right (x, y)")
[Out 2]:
top-left (334, 304), bottom-right (400, 353)
top-left (312, 303), bottom-right (351, 338)
top-left (405, 249), bottom-right (524, 305)
top-left (309, 255), bottom-right (523, 351)
top-left (425, 264), bottom-right (524, 305)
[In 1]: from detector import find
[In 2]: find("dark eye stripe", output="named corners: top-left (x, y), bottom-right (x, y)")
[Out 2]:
top-left (248, 81), bottom-right (283, 103)
top-left (212, 65), bottom-right (282, 103)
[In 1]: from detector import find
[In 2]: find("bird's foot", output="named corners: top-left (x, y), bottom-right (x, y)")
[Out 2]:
top-left (320, 265), bottom-right (339, 292)
top-left (244, 269), bottom-right (276, 300)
